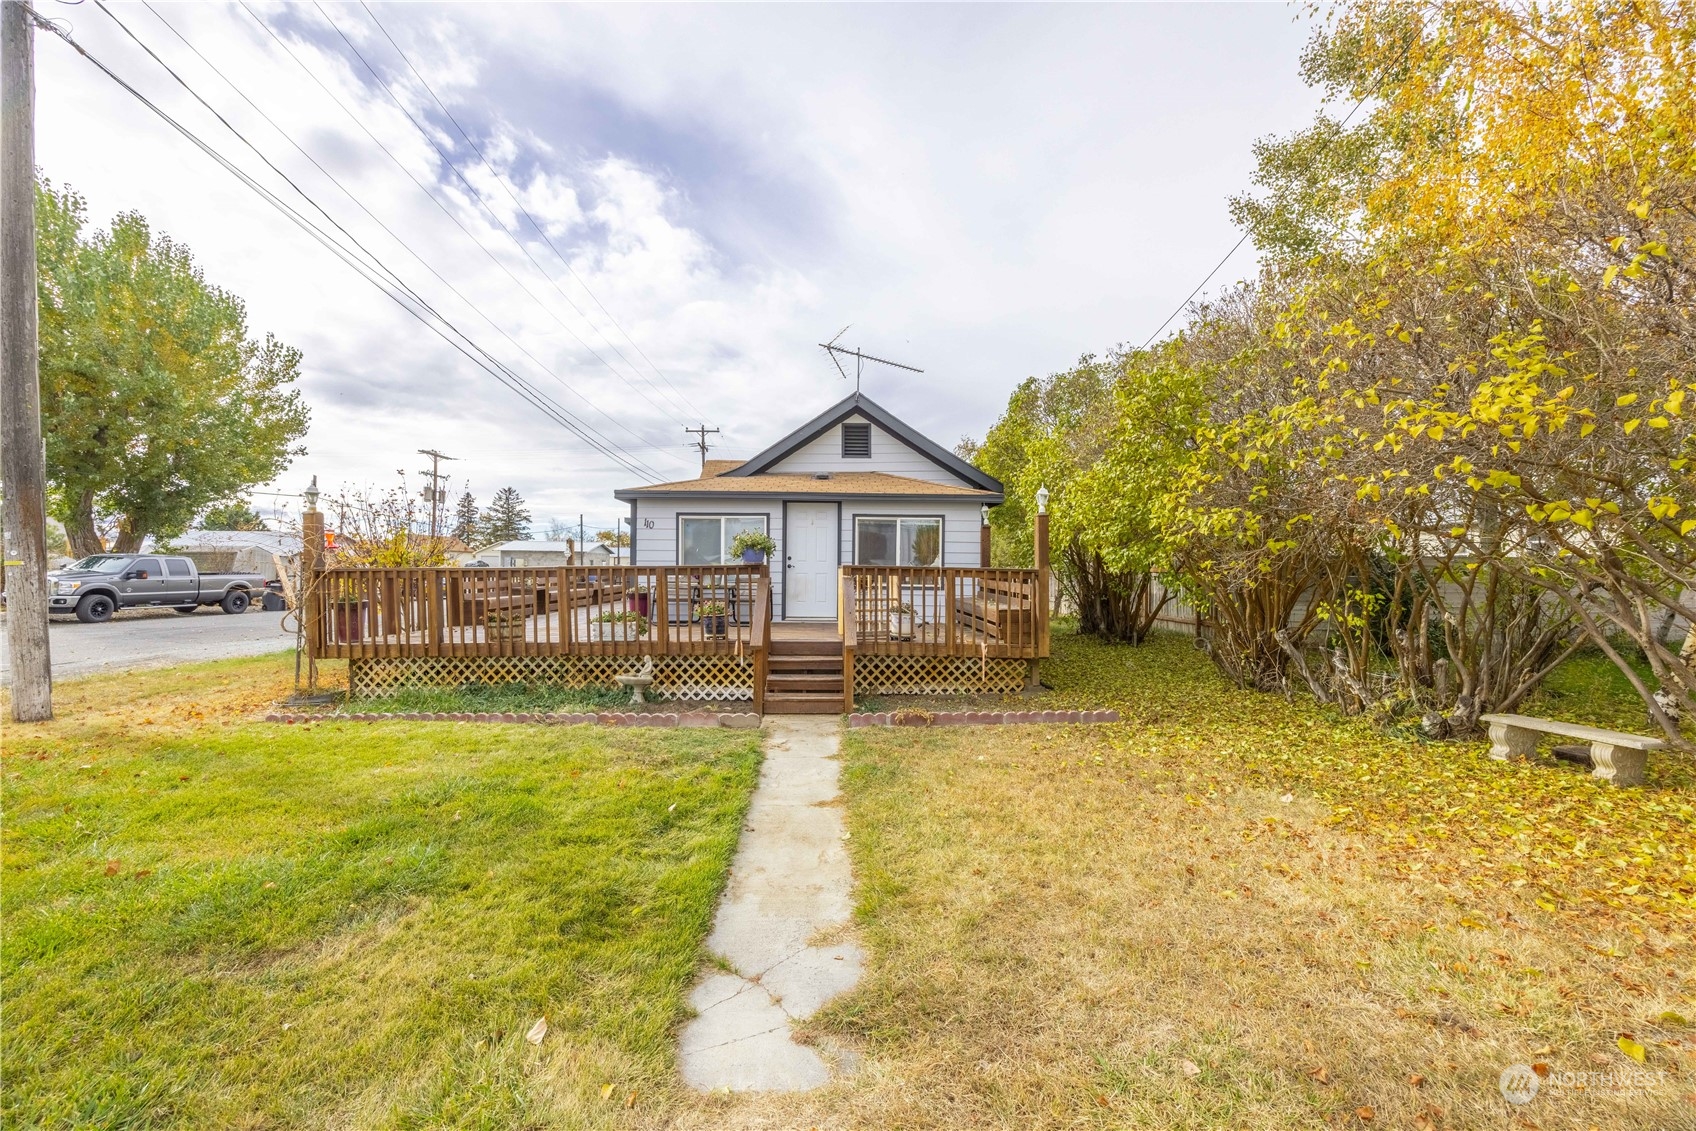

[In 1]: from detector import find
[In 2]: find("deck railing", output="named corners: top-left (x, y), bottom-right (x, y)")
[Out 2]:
top-left (307, 565), bottom-right (770, 659)
top-left (838, 566), bottom-right (1048, 659)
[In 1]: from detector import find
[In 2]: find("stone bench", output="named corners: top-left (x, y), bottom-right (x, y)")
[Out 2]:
top-left (1479, 713), bottom-right (1666, 787)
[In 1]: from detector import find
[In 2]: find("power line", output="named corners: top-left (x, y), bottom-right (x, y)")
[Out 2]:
top-left (1138, 93), bottom-right (1377, 351)
top-left (306, 1), bottom-right (699, 434)
top-left (125, 0), bottom-right (672, 480)
top-left (40, 9), bottom-right (664, 483)
top-left (357, 0), bottom-right (707, 426)
top-left (90, 2), bottom-right (666, 481)
top-left (216, 2), bottom-right (685, 475)
top-left (1137, 232), bottom-right (1250, 349)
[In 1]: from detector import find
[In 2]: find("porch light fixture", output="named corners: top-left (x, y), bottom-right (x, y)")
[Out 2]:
top-left (980, 504), bottom-right (989, 526)
top-left (303, 475), bottom-right (320, 513)
top-left (1035, 486), bottom-right (1049, 515)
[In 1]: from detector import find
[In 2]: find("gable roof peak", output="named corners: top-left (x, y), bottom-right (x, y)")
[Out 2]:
top-left (724, 390), bottom-right (1000, 493)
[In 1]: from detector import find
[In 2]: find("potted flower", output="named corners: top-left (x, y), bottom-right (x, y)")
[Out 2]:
top-left (331, 593), bottom-right (367, 643)
top-left (696, 600), bottom-right (728, 639)
top-left (591, 609), bottom-right (648, 642)
top-left (626, 586), bottom-right (651, 617)
top-left (729, 530), bottom-right (777, 565)
top-left (889, 601), bottom-right (916, 640)
top-left (484, 605), bottom-right (528, 642)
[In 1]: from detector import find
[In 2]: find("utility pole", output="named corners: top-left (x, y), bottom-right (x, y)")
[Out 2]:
top-left (416, 448), bottom-right (455, 539)
top-left (684, 423), bottom-right (719, 470)
top-left (2, 1), bottom-right (51, 722)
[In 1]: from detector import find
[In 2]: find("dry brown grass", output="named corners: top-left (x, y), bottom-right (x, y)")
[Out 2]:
top-left (669, 640), bottom-right (1695, 1131)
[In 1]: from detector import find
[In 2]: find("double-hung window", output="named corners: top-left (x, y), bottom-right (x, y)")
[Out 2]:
top-left (854, 517), bottom-right (941, 567)
top-left (680, 515), bottom-right (767, 565)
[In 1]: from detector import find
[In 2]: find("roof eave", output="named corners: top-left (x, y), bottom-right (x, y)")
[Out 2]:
top-left (615, 487), bottom-right (1004, 504)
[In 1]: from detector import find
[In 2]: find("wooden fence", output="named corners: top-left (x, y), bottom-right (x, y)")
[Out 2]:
top-left (307, 565), bottom-right (769, 659)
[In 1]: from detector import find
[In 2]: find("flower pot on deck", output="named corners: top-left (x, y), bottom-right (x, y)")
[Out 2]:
top-left (700, 614), bottom-right (728, 639)
top-left (741, 548), bottom-right (766, 564)
top-left (627, 590), bottom-right (651, 617)
top-left (332, 601), bottom-right (368, 643)
top-left (484, 608), bottom-right (530, 643)
top-left (889, 611), bottom-right (915, 641)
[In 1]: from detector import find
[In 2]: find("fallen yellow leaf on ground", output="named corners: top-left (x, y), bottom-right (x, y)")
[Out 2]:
top-left (525, 1017), bottom-right (547, 1045)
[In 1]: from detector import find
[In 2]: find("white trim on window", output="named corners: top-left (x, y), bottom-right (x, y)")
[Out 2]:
top-left (678, 514), bottom-right (770, 565)
top-left (852, 515), bottom-right (943, 567)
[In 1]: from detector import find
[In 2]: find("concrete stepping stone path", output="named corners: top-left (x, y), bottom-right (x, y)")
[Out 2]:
top-left (678, 716), bottom-right (863, 1091)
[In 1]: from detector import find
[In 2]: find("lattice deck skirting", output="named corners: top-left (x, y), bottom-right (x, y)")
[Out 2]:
top-left (855, 655), bottom-right (1031, 696)
top-left (349, 654), bottom-right (754, 700)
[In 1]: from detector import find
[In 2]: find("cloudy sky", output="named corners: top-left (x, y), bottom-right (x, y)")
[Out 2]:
top-left (36, 1), bottom-right (1323, 538)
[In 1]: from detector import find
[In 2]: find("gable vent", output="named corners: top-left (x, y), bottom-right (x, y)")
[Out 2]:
top-left (841, 422), bottom-right (872, 459)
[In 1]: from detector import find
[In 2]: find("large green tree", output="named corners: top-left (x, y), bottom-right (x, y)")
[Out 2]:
top-left (197, 501), bottom-right (267, 531)
top-left (36, 179), bottom-right (309, 554)
top-left (478, 487), bottom-right (531, 543)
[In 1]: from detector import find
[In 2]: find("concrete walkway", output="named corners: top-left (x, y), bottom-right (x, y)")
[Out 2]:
top-left (678, 716), bottom-right (863, 1092)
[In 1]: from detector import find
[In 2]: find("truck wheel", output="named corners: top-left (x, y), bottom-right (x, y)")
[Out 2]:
top-left (174, 605), bottom-right (199, 614)
top-left (220, 589), bottom-right (251, 614)
top-left (75, 593), bottom-right (116, 623)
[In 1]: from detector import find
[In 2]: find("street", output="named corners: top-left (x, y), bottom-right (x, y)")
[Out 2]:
top-left (0, 607), bottom-right (296, 683)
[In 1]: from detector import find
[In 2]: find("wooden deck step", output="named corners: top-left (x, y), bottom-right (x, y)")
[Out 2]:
top-left (766, 673), bottom-right (843, 692)
top-left (768, 654), bottom-right (843, 672)
top-left (770, 638), bottom-right (842, 656)
top-left (763, 692), bottom-right (843, 715)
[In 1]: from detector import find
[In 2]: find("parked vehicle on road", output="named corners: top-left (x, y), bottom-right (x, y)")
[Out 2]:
top-left (47, 555), bottom-right (268, 624)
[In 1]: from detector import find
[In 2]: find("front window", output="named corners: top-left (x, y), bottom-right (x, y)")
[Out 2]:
top-left (69, 555), bottom-right (131, 574)
top-left (854, 517), bottom-right (941, 567)
top-left (680, 515), bottom-right (767, 565)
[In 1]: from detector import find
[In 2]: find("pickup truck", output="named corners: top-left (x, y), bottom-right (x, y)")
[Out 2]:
top-left (48, 554), bottom-right (268, 623)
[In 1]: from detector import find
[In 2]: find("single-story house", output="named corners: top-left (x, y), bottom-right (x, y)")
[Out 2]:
top-left (572, 544), bottom-right (618, 566)
top-left (170, 529), bottom-right (303, 580)
top-left (615, 390), bottom-right (1003, 621)
top-left (480, 540), bottom-right (621, 568)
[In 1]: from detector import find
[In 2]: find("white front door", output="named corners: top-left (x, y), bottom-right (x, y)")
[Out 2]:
top-left (784, 502), bottom-right (837, 619)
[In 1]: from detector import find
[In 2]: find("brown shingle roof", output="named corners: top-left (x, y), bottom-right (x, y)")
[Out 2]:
top-left (616, 471), bottom-right (999, 500)
top-left (701, 459), bottom-right (744, 477)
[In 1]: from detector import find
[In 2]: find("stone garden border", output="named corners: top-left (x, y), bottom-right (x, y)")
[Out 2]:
top-left (263, 711), bottom-right (762, 728)
top-left (262, 708), bottom-right (1119, 729)
top-left (847, 708), bottom-right (1119, 727)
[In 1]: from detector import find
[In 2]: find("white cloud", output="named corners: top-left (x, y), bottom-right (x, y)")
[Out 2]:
top-left (33, 1), bottom-right (1320, 533)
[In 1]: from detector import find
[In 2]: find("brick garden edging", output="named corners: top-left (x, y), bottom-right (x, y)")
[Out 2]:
top-left (263, 709), bottom-right (1117, 728)
top-left (263, 711), bottom-right (762, 728)
top-left (847, 708), bottom-right (1119, 728)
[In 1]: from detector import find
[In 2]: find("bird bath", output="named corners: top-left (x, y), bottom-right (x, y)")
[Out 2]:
top-left (615, 657), bottom-right (655, 705)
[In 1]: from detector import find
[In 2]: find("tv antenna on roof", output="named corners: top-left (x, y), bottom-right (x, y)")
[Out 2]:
top-left (819, 326), bottom-right (923, 393)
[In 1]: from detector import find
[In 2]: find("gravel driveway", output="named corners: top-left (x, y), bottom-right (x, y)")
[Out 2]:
top-left (0, 607), bottom-right (297, 683)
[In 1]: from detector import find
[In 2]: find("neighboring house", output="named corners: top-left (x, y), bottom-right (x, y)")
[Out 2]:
top-left (572, 544), bottom-right (617, 566)
top-left (614, 390), bottom-right (1003, 621)
top-left (479, 540), bottom-right (619, 568)
top-left (170, 529), bottom-right (303, 581)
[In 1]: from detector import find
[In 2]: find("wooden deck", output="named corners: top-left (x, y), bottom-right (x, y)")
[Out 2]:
top-left (304, 563), bottom-right (1049, 712)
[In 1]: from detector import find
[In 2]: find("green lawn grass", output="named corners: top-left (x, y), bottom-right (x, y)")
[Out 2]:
top-left (2, 656), bottom-right (761, 1129)
top-left (341, 680), bottom-right (630, 715)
